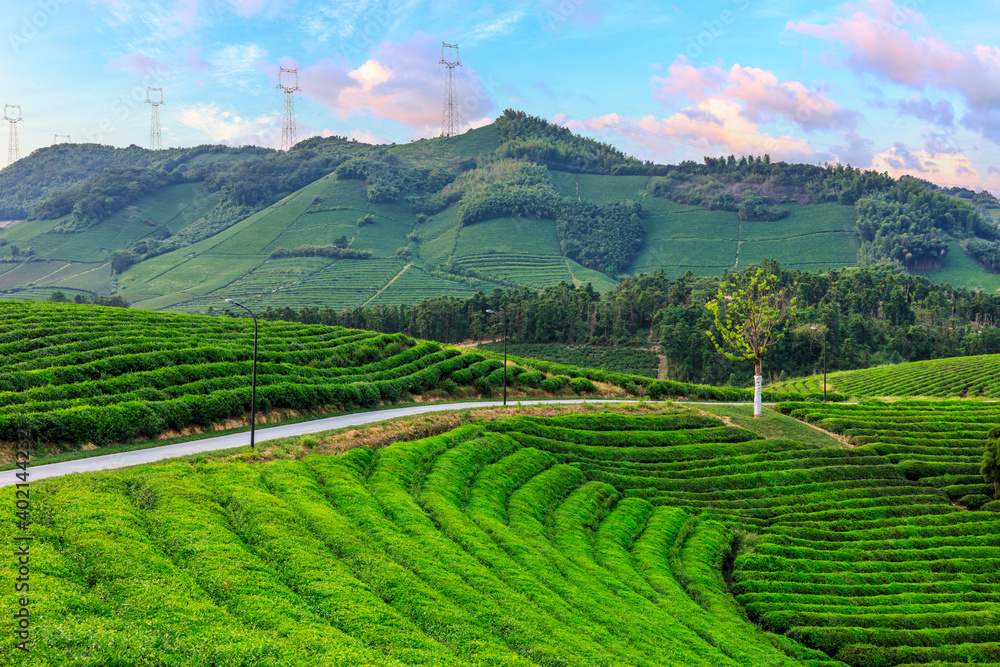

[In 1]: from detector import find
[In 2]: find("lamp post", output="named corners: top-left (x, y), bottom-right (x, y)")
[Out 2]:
top-left (225, 299), bottom-right (258, 449)
top-left (810, 326), bottom-right (827, 402)
top-left (485, 309), bottom-right (507, 406)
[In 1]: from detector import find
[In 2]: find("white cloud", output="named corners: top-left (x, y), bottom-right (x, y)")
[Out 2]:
top-left (211, 43), bottom-right (267, 93)
top-left (177, 103), bottom-right (280, 146)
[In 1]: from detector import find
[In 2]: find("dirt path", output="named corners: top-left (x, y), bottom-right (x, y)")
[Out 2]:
top-left (361, 262), bottom-right (412, 307)
top-left (657, 355), bottom-right (667, 380)
top-left (797, 417), bottom-right (854, 447)
top-left (33, 262), bottom-right (73, 284)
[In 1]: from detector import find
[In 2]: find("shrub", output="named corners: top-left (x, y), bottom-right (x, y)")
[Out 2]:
top-left (436, 378), bottom-right (458, 395)
top-left (451, 369), bottom-right (474, 385)
top-left (541, 375), bottom-right (570, 392)
top-left (517, 371), bottom-right (545, 388)
top-left (958, 494), bottom-right (993, 510)
top-left (473, 376), bottom-right (493, 397)
top-left (569, 377), bottom-right (596, 394)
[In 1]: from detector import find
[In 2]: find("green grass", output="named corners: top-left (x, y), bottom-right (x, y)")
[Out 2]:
top-left (697, 403), bottom-right (847, 449)
top-left (628, 200), bottom-right (860, 278)
top-left (912, 238), bottom-right (1000, 293)
top-left (564, 258), bottom-right (619, 292)
top-left (0, 183), bottom-right (218, 263)
top-left (367, 266), bottom-right (500, 307)
top-left (574, 173), bottom-right (649, 203)
top-left (453, 216), bottom-right (564, 256)
top-left (387, 123), bottom-right (501, 165)
top-left (628, 199), bottom-right (740, 276)
top-left (738, 203), bottom-right (859, 271)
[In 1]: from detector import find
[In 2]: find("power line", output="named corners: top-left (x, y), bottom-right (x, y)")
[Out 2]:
top-left (146, 87), bottom-right (164, 151)
top-left (3, 104), bottom-right (23, 166)
top-left (53, 134), bottom-right (70, 144)
top-left (277, 67), bottom-right (300, 151)
top-left (439, 42), bottom-right (461, 137)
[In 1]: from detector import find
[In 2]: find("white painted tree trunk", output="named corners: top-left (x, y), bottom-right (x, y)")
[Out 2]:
top-left (754, 375), bottom-right (763, 417)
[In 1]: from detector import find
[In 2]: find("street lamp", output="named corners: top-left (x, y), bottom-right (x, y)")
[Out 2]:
top-left (225, 299), bottom-right (259, 449)
top-left (485, 309), bottom-right (507, 406)
top-left (810, 326), bottom-right (827, 402)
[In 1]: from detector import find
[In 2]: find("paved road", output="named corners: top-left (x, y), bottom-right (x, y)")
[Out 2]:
top-left (1, 399), bottom-right (660, 488)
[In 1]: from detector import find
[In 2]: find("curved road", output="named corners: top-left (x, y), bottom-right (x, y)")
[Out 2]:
top-left (1, 399), bottom-right (673, 488)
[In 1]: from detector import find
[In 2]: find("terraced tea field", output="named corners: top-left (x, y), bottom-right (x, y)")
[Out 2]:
top-left (5, 301), bottom-right (759, 456)
top-left (478, 342), bottom-right (660, 377)
top-left (453, 253), bottom-right (573, 288)
top-left (0, 300), bottom-right (501, 450)
top-left (367, 266), bottom-right (499, 307)
top-left (769, 353), bottom-right (1000, 398)
top-left (5, 401), bottom-right (996, 666)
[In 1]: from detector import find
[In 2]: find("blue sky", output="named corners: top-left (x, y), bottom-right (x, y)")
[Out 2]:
top-left (3, 0), bottom-right (1000, 194)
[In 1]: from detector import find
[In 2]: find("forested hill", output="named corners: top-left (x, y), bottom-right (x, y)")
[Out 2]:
top-left (0, 143), bottom-right (268, 220)
top-left (1, 110), bottom-right (999, 311)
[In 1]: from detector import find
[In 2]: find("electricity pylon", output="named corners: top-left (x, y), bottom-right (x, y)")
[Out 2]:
top-left (3, 105), bottom-right (22, 166)
top-left (146, 87), bottom-right (164, 150)
top-left (277, 68), bottom-right (299, 151)
top-left (54, 134), bottom-right (70, 144)
top-left (439, 43), bottom-right (461, 137)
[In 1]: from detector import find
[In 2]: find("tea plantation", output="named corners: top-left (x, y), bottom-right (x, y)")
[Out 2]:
top-left (0, 301), bottom-right (782, 456)
top-left (768, 353), bottom-right (1000, 398)
top-left (4, 402), bottom-right (998, 666)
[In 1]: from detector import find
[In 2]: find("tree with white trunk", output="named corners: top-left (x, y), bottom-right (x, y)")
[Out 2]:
top-left (705, 266), bottom-right (796, 417)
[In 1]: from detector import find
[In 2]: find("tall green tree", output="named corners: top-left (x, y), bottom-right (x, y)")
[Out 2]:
top-left (705, 266), bottom-right (796, 416)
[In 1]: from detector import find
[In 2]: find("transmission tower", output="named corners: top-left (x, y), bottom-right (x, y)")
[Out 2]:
top-left (277, 68), bottom-right (300, 151)
top-left (439, 43), bottom-right (461, 137)
top-left (3, 105), bottom-right (22, 166)
top-left (146, 87), bottom-right (164, 150)
top-left (54, 134), bottom-right (70, 144)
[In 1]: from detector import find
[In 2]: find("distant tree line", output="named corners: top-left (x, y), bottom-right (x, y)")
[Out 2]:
top-left (249, 262), bottom-right (1000, 387)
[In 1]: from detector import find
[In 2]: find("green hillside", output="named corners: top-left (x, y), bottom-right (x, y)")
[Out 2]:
top-left (1, 111), bottom-right (997, 312)
top-left (770, 353), bottom-right (1000, 398)
top-left (0, 301), bottom-right (783, 456)
top-left (4, 399), bottom-right (997, 665)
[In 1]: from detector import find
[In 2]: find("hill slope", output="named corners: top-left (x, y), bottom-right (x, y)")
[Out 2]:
top-left (2, 111), bottom-right (998, 310)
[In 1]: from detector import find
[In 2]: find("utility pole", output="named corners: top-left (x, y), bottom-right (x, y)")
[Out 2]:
top-left (3, 105), bottom-right (22, 166)
top-left (277, 67), bottom-right (299, 151)
top-left (146, 88), bottom-right (164, 150)
top-left (439, 42), bottom-right (461, 137)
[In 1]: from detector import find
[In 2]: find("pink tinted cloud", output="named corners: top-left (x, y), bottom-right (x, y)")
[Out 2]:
top-left (788, 0), bottom-right (1000, 110)
top-left (165, 0), bottom-right (200, 38)
top-left (559, 99), bottom-right (831, 166)
top-left (291, 33), bottom-right (497, 134)
top-left (107, 53), bottom-right (168, 76)
top-left (872, 143), bottom-right (1000, 193)
top-left (182, 47), bottom-right (211, 72)
top-left (651, 56), bottom-right (860, 132)
top-left (228, 0), bottom-right (293, 18)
